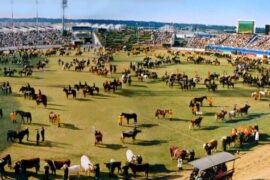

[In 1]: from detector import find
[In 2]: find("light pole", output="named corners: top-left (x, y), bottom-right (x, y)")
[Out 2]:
top-left (36, 0), bottom-right (39, 32)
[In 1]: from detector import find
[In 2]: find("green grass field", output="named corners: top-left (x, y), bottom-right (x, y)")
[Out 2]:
top-left (1, 49), bottom-right (270, 179)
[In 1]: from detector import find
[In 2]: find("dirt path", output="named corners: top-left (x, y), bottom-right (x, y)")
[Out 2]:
top-left (233, 144), bottom-right (270, 180)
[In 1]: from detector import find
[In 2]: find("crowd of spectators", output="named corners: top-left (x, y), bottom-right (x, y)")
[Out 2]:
top-left (153, 31), bottom-right (173, 45)
top-left (184, 33), bottom-right (270, 50)
top-left (0, 30), bottom-right (71, 48)
top-left (247, 35), bottom-right (270, 50)
top-left (220, 34), bottom-right (255, 48)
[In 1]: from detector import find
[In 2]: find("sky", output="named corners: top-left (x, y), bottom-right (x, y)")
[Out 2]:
top-left (0, 0), bottom-right (269, 27)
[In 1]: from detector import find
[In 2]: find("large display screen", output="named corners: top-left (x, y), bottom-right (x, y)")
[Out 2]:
top-left (266, 25), bottom-right (270, 35)
top-left (238, 21), bottom-right (255, 34)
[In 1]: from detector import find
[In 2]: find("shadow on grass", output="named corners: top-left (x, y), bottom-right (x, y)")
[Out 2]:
top-left (199, 126), bottom-right (220, 131)
top-left (137, 123), bottom-right (159, 128)
top-left (76, 98), bottom-right (92, 102)
top-left (135, 140), bottom-right (167, 146)
top-left (170, 118), bottom-right (190, 122)
top-left (29, 122), bottom-right (50, 127)
top-left (150, 164), bottom-right (172, 174)
top-left (97, 143), bottom-right (127, 150)
top-left (226, 113), bottom-right (270, 124)
top-left (61, 123), bottom-right (81, 130)
top-left (46, 107), bottom-right (64, 111)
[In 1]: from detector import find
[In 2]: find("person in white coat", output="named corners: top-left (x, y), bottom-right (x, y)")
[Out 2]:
top-left (177, 158), bottom-right (183, 171)
top-left (255, 130), bottom-right (259, 145)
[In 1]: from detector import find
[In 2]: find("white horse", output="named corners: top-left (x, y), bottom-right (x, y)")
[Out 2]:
top-left (81, 155), bottom-right (94, 176)
top-left (68, 165), bottom-right (81, 177)
top-left (126, 149), bottom-right (134, 162)
top-left (228, 110), bottom-right (237, 119)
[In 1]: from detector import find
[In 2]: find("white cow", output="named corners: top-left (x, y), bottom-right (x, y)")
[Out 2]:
top-left (81, 155), bottom-right (94, 176)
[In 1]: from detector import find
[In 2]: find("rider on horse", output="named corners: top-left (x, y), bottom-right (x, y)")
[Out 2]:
top-left (68, 85), bottom-right (72, 93)
top-left (38, 89), bottom-right (42, 102)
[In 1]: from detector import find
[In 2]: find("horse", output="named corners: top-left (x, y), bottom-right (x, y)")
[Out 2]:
top-left (228, 110), bottom-right (237, 120)
top-left (105, 161), bottom-right (122, 177)
top-left (81, 155), bottom-right (94, 176)
top-left (63, 88), bottom-right (76, 98)
top-left (121, 113), bottom-right (137, 124)
top-left (169, 146), bottom-right (188, 160)
top-left (215, 111), bottom-right (227, 121)
top-left (103, 83), bottom-right (116, 92)
top-left (126, 150), bottom-right (143, 164)
top-left (203, 140), bottom-right (218, 155)
top-left (0, 154), bottom-right (12, 177)
top-left (94, 130), bottom-right (103, 145)
top-left (221, 135), bottom-right (237, 151)
top-left (19, 86), bottom-right (35, 99)
top-left (128, 163), bottom-right (149, 178)
top-left (16, 111), bottom-right (32, 124)
top-left (155, 109), bottom-right (169, 118)
top-left (66, 165), bottom-right (81, 177)
top-left (189, 117), bottom-right (203, 129)
top-left (44, 159), bottom-right (71, 175)
top-left (237, 105), bottom-right (250, 116)
top-left (32, 94), bottom-right (47, 107)
top-left (49, 112), bottom-right (57, 124)
top-left (192, 96), bottom-right (207, 106)
top-left (7, 128), bottom-right (29, 143)
top-left (83, 86), bottom-right (94, 96)
top-left (121, 128), bottom-right (142, 143)
top-left (14, 158), bottom-right (40, 174)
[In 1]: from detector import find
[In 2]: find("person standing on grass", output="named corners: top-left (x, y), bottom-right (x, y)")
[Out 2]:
top-left (177, 158), bottom-right (183, 172)
top-left (57, 114), bottom-right (61, 127)
top-left (41, 127), bottom-right (45, 142)
top-left (118, 115), bottom-right (123, 126)
top-left (255, 130), bottom-right (259, 145)
top-left (36, 130), bottom-right (40, 145)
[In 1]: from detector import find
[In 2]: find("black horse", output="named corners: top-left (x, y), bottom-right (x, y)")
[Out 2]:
top-left (103, 83), bottom-right (116, 92)
top-left (32, 94), bottom-right (47, 107)
top-left (121, 128), bottom-right (142, 143)
top-left (121, 113), bottom-right (137, 124)
top-left (44, 159), bottom-right (71, 175)
top-left (128, 163), bottom-right (149, 178)
top-left (0, 154), bottom-right (12, 178)
top-left (192, 96), bottom-right (207, 106)
top-left (19, 86), bottom-right (35, 99)
top-left (105, 161), bottom-right (122, 177)
top-left (16, 111), bottom-right (32, 123)
top-left (63, 88), bottom-right (76, 98)
top-left (14, 158), bottom-right (40, 174)
top-left (237, 104), bottom-right (251, 116)
top-left (7, 128), bottom-right (29, 143)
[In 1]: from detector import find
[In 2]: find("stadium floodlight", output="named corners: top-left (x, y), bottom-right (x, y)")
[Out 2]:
top-left (36, 0), bottom-right (39, 32)
top-left (10, 0), bottom-right (14, 31)
top-left (62, 0), bottom-right (68, 35)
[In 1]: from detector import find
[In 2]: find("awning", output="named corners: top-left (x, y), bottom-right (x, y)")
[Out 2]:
top-left (189, 152), bottom-right (237, 171)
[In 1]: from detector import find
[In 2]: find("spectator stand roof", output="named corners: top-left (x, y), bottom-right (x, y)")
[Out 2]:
top-left (189, 152), bottom-right (237, 171)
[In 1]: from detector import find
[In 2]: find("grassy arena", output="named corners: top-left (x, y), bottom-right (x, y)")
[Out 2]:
top-left (1, 49), bottom-right (270, 179)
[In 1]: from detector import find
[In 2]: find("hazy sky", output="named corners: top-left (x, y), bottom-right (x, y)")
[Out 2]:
top-left (0, 0), bottom-right (269, 27)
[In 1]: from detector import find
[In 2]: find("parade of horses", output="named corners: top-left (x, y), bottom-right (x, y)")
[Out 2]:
top-left (1, 0), bottom-right (270, 180)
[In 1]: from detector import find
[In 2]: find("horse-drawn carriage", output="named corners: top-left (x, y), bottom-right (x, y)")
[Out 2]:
top-left (189, 152), bottom-right (237, 180)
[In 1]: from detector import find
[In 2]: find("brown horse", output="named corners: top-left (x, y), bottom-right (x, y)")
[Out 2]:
top-left (215, 111), bottom-right (227, 121)
top-left (203, 140), bottom-right (218, 155)
top-left (94, 130), bottom-right (103, 145)
top-left (189, 117), bottom-right (203, 129)
top-left (49, 112), bottom-right (57, 124)
top-left (169, 146), bottom-right (188, 160)
top-left (155, 109), bottom-right (169, 118)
